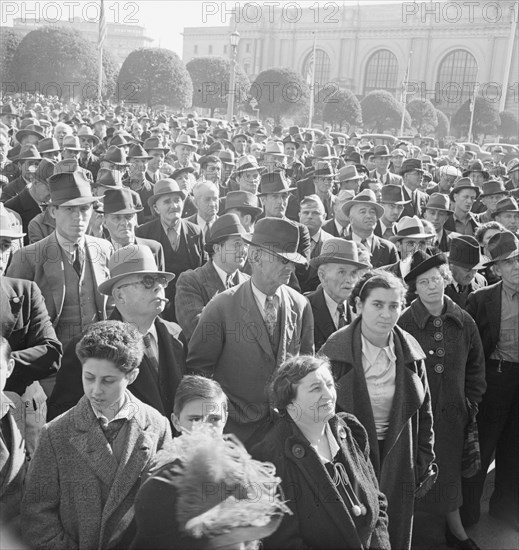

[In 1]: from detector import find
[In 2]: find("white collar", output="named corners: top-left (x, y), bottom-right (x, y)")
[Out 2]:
top-left (212, 260), bottom-right (233, 287)
top-left (250, 281), bottom-right (282, 310)
top-left (90, 390), bottom-right (136, 424)
top-left (361, 332), bottom-right (396, 365)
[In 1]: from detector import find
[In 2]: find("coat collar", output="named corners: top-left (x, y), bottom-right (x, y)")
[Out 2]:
top-left (409, 295), bottom-right (464, 330)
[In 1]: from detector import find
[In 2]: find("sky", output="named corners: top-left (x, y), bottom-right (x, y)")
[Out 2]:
top-left (1, 0), bottom-right (423, 56)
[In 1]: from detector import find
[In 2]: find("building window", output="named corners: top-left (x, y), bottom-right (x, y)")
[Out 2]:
top-left (436, 49), bottom-right (478, 115)
top-left (208, 44), bottom-right (213, 54)
top-left (302, 48), bottom-right (331, 85)
top-left (364, 49), bottom-right (399, 95)
top-left (246, 43), bottom-right (251, 53)
top-left (194, 45), bottom-right (198, 54)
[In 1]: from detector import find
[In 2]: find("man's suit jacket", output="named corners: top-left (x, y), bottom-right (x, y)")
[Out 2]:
top-left (444, 273), bottom-right (487, 310)
top-left (187, 280), bottom-right (314, 445)
top-left (4, 187), bottom-right (41, 244)
top-left (300, 229), bottom-right (334, 293)
top-left (369, 170), bottom-right (403, 186)
top-left (374, 220), bottom-right (396, 241)
top-left (22, 393), bottom-right (174, 550)
top-left (1, 276), bottom-right (62, 395)
top-left (322, 218), bottom-right (346, 238)
top-left (400, 187), bottom-right (429, 218)
top-left (28, 208), bottom-right (55, 243)
top-left (344, 232), bottom-right (399, 269)
top-left (6, 232), bottom-right (113, 325)
top-left (1, 175), bottom-right (26, 203)
top-left (47, 312), bottom-right (186, 421)
top-left (175, 260), bottom-right (249, 340)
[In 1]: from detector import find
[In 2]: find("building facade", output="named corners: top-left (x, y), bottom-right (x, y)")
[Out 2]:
top-left (183, 1), bottom-right (519, 119)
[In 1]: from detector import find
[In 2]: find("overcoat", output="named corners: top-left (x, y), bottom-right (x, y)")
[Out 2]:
top-left (320, 317), bottom-right (436, 550)
top-left (252, 413), bottom-right (391, 550)
top-left (398, 297), bottom-right (486, 512)
top-left (21, 393), bottom-right (174, 550)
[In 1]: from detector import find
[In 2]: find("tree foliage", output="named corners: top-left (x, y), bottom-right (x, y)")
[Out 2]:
top-left (117, 48), bottom-right (193, 109)
top-left (186, 56), bottom-right (249, 117)
top-left (322, 88), bottom-right (362, 130)
top-left (451, 96), bottom-right (500, 138)
top-left (0, 29), bottom-right (23, 87)
top-left (406, 99), bottom-right (438, 134)
top-left (434, 109), bottom-right (450, 139)
top-left (11, 26), bottom-right (111, 101)
top-left (102, 50), bottom-right (119, 101)
top-left (250, 68), bottom-right (310, 124)
top-left (361, 90), bottom-right (411, 133)
top-left (498, 110), bottom-right (519, 140)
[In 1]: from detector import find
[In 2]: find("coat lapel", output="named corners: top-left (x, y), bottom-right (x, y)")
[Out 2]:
top-left (276, 287), bottom-right (297, 364)
top-left (314, 288), bottom-right (337, 340)
top-left (485, 283), bottom-right (502, 347)
top-left (0, 404), bottom-right (26, 495)
top-left (85, 237), bottom-right (109, 318)
top-left (203, 262), bottom-right (226, 295)
top-left (41, 232), bottom-right (66, 320)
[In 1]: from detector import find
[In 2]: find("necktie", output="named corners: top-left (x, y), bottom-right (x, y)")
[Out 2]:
top-left (264, 295), bottom-right (279, 342)
top-left (226, 273), bottom-right (236, 289)
top-left (73, 245), bottom-right (83, 277)
top-left (337, 303), bottom-right (347, 329)
top-left (98, 417), bottom-right (126, 445)
top-left (143, 332), bottom-right (159, 374)
top-left (167, 225), bottom-right (179, 251)
top-left (360, 238), bottom-right (369, 250)
top-left (458, 285), bottom-right (467, 294)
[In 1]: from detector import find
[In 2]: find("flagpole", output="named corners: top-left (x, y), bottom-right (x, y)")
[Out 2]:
top-left (97, 0), bottom-right (106, 102)
top-left (307, 32), bottom-right (317, 128)
top-left (399, 50), bottom-right (413, 136)
top-left (468, 65), bottom-right (479, 143)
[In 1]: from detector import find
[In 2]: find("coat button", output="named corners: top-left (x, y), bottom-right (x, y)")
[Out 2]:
top-left (429, 350), bottom-right (434, 355)
top-left (434, 332), bottom-right (443, 341)
top-left (12, 297), bottom-right (20, 303)
top-left (434, 364), bottom-right (444, 373)
top-left (433, 318), bottom-right (442, 328)
top-left (436, 348), bottom-right (445, 357)
top-left (292, 444), bottom-right (305, 458)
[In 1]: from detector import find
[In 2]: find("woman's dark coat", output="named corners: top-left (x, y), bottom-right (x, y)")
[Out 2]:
top-left (252, 413), bottom-right (391, 550)
top-left (398, 296), bottom-right (486, 512)
top-left (320, 317), bottom-right (436, 550)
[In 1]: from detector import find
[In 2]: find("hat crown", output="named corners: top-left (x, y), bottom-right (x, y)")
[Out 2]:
top-left (313, 144), bottom-right (334, 158)
top-left (338, 165), bottom-right (360, 180)
top-left (95, 168), bottom-right (123, 187)
top-left (62, 135), bottom-right (82, 148)
top-left (224, 190), bottom-right (260, 211)
top-left (38, 137), bottom-right (60, 153)
top-left (249, 217), bottom-right (300, 256)
top-left (394, 215), bottom-right (429, 236)
top-left (108, 245), bottom-right (160, 279)
top-left (206, 213), bottom-right (247, 244)
top-left (426, 193), bottom-right (451, 210)
top-left (380, 184), bottom-right (406, 203)
top-left (103, 188), bottom-right (142, 214)
top-left (127, 143), bottom-right (149, 158)
top-left (0, 204), bottom-right (25, 237)
top-left (17, 144), bottom-right (41, 160)
top-left (486, 231), bottom-right (519, 262)
top-left (103, 145), bottom-right (127, 163)
top-left (265, 141), bottom-right (285, 155)
top-left (450, 235), bottom-right (481, 266)
top-left (373, 145), bottom-right (390, 156)
top-left (153, 178), bottom-right (184, 196)
top-left (48, 171), bottom-right (94, 205)
top-left (34, 158), bottom-right (56, 182)
top-left (259, 171), bottom-right (293, 194)
top-left (494, 196), bottom-right (519, 213)
top-left (481, 179), bottom-right (507, 195)
top-left (319, 238), bottom-right (361, 263)
top-left (401, 158), bottom-right (423, 172)
top-left (143, 137), bottom-right (166, 150)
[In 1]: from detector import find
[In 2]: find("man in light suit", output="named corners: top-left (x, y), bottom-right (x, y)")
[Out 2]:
top-left (187, 218), bottom-right (314, 448)
top-left (7, 171), bottom-right (112, 351)
top-left (369, 145), bottom-right (403, 186)
top-left (175, 214), bottom-right (250, 340)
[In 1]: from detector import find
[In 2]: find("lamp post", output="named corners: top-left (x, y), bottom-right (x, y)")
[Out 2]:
top-left (227, 30), bottom-right (240, 123)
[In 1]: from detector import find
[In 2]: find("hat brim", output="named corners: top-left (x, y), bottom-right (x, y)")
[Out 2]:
top-left (390, 231), bottom-right (435, 243)
top-left (338, 175), bottom-right (364, 182)
top-left (483, 247), bottom-right (519, 266)
top-left (309, 255), bottom-right (369, 269)
top-left (242, 239), bottom-right (307, 265)
top-left (224, 205), bottom-right (263, 218)
top-left (62, 147), bottom-right (85, 152)
top-left (102, 206), bottom-right (144, 215)
top-left (480, 190), bottom-right (509, 197)
top-left (79, 135), bottom-right (101, 145)
top-left (148, 190), bottom-right (187, 208)
top-left (39, 148), bottom-right (61, 154)
top-left (98, 269), bottom-right (175, 295)
top-left (463, 169), bottom-right (490, 179)
top-left (49, 196), bottom-right (99, 207)
top-left (129, 155), bottom-right (153, 161)
top-left (448, 257), bottom-right (487, 271)
top-left (15, 130), bottom-right (45, 141)
top-left (0, 229), bottom-right (26, 238)
top-left (15, 156), bottom-right (42, 163)
top-left (491, 208), bottom-right (519, 218)
top-left (173, 142), bottom-right (197, 150)
top-left (404, 253), bottom-right (448, 283)
top-left (257, 187), bottom-right (297, 196)
top-left (450, 186), bottom-right (481, 200)
top-left (205, 230), bottom-right (251, 248)
top-left (342, 200), bottom-right (385, 218)
top-left (380, 199), bottom-right (412, 206)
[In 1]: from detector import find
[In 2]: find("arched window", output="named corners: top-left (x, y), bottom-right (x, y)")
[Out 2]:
top-left (436, 50), bottom-right (478, 115)
top-left (364, 49), bottom-right (399, 95)
top-left (302, 48), bottom-right (331, 85)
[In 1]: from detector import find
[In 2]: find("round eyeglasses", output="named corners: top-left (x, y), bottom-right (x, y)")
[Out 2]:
top-left (117, 275), bottom-right (169, 290)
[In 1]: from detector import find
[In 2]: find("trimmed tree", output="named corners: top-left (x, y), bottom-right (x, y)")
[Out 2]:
top-left (498, 110), bottom-right (519, 140)
top-left (361, 90), bottom-right (411, 133)
top-left (322, 88), bottom-right (362, 131)
top-left (102, 50), bottom-right (119, 101)
top-left (435, 109), bottom-right (450, 139)
top-left (0, 29), bottom-right (23, 90)
top-left (11, 26), bottom-right (110, 101)
top-left (406, 99), bottom-right (438, 134)
top-left (249, 68), bottom-right (310, 124)
top-left (451, 96), bottom-right (500, 138)
top-left (186, 56), bottom-right (250, 117)
top-left (117, 48), bottom-right (193, 109)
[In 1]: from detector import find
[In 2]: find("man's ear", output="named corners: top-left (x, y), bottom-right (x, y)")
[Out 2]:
top-left (127, 368), bottom-right (139, 385)
top-left (48, 205), bottom-right (58, 220)
top-left (171, 413), bottom-right (182, 434)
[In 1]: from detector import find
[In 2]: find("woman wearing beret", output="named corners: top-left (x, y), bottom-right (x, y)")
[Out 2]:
top-left (398, 251), bottom-right (486, 550)
top-left (320, 271), bottom-right (437, 550)
top-left (252, 355), bottom-right (391, 550)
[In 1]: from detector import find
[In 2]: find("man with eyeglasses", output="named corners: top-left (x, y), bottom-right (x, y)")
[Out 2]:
top-left (426, 165), bottom-right (462, 196)
top-left (47, 245), bottom-right (187, 421)
top-left (198, 155), bottom-right (222, 186)
top-left (233, 155), bottom-right (263, 195)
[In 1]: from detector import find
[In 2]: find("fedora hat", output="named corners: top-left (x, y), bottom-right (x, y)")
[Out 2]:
top-left (311, 144), bottom-right (337, 160)
top-left (0, 103), bottom-right (19, 117)
top-left (15, 144), bottom-right (42, 162)
top-left (463, 159), bottom-right (489, 179)
top-left (48, 171), bottom-right (98, 207)
top-left (148, 178), bottom-right (187, 208)
top-left (172, 134), bottom-right (197, 150)
top-left (235, 154), bottom-right (263, 173)
top-left (15, 124), bottom-right (45, 143)
top-left (484, 230), bottom-right (519, 265)
top-left (264, 141), bottom-right (287, 158)
top-left (282, 135), bottom-right (301, 149)
top-left (491, 196), bottom-right (519, 218)
top-left (224, 190), bottom-right (263, 218)
top-left (372, 145), bottom-right (390, 158)
top-left (448, 235), bottom-right (485, 270)
top-left (37, 137), bottom-right (61, 154)
top-left (127, 143), bottom-right (152, 160)
top-left (77, 125), bottom-right (100, 145)
top-left (400, 158), bottom-right (424, 175)
top-left (258, 171), bottom-right (296, 195)
top-left (313, 163), bottom-right (336, 178)
top-left (143, 137), bottom-right (169, 153)
top-left (90, 114), bottom-right (107, 125)
top-left (380, 184), bottom-right (411, 205)
top-left (449, 177), bottom-right (481, 200)
top-left (310, 238), bottom-right (369, 269)
top-left (171, 166), bottom-right (195, 180)
top-left (61, 135), bottom-right (85, 151)
top-left (390, 148), bottom-right (406, 158)
top-left (94, 168), bottom-right (123, 189)
top-left (439, 165), bottom-right (462, 178)
top-left (53, 158), bottom-right (82, 175)
top-left (102, 145), bottom-right (129, 166)
top-left (425, 193), bottom-right (452, 212)
top-left (507, 159), bottom-right (519, 174)
top-left (99, 244), bottom-right (175, 295)
top-left (480, 179), bottom-right (509, 197)
top-left (33, 158), bottom-right (56, 184)
top-left (341, 189), bottom-right (385, 218)
top-left (390, 216), bottom-right (435, 243)
top-left (101, 188), bottom-right (143, 215)
top-left (110, 133), bottom-right (131, 148)
top-left (404, 250), bottom-right (448, 283)
top-left (337, 165), bottom-right (363, 183)
top-left (243, 217), bottom-right (306, 265)
top-left (205, 213), bottom-right (249, 246)
top-left (216, 150), bottom-right (235, 165)
top-left (0, 205), bottom-right (25, 239)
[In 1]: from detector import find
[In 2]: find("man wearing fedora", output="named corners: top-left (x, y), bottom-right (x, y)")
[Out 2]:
top-left (230, 155), bottom-right (263, 195)
top-left (376, 184), bottom-right (410, 240)
top-left (136, 179), bottom-right (204, 322)
top-left (171, 135), bottom-right (199, 173)
top-left (444, 178), bottom-right (481, 237)
top-left (307, 239), bottom-right (368, 351)
top-left (188, 217), bottom-right (314, 448)
top-left (400, 158), bottom-right (429, 219)
top-left (342, 189), bottom-right (399, 269)
top-left (444, 235), bottom-right (487, 310)
top-left (491, 196), bottom-right (519, 236)
top-left (37, 137), bottom-right (61, 163)
top-left (322, 190), bottom-right (354, 238)
top-left (224, 190), bottom-right (262, 232)
top-left (476, 180), bottom-right (510, 225)
top-left (47, 245), bottom-right (186, 422)
top-left (101, 187), bottom-right (164, 270)
top-left (461, 231), bottom-right (519, 530)
top-left (505, 159), bottom-right (519, 197)
top-left (1, 144), bottom-right (43, 203)
top-left (283, 135), bottom-right (305, 182)
top-left (422, 193), bottom-right (455, 252)
top-left (336, 165), bottom-right (364, 194)
top-left (369, 145), bottom-right (403, 186)
top-left (175, 214), bottom-right (250, 341)
top-left (292, 161), bottom-right (336, 221)
top-left (77, 125), bottom-right (101, 180)
top-left (7, 170), bottom-right (113, 351)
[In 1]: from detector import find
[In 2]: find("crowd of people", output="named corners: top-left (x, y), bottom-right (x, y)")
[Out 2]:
top-left (0, 92), bottom-right (518, 550)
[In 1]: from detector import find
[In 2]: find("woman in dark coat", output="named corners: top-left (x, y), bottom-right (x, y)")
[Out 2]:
top-left (398, 251), bottom-right (486, 549)
top-left (252, 355), bottom-right (391, 550)
top-left (320, 271), bottom-right (437, 550)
